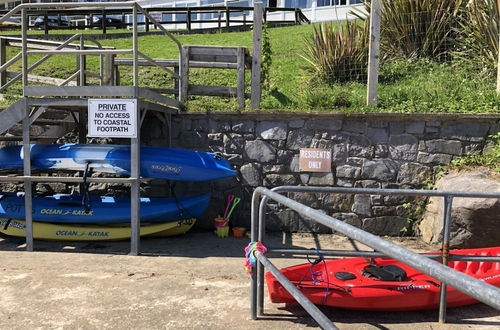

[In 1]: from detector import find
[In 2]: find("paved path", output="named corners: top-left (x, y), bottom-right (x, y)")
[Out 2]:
top-left (0, 232), bottom-right (498, 329)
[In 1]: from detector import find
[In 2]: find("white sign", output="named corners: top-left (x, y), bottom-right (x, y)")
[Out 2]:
top-left (88, 99), bottom-right (137, 138)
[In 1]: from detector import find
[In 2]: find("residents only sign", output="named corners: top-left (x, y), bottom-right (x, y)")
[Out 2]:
top-left (299, 148), bottom-right (332, 172)
top-left (88, 99), bottom-right (137, 138)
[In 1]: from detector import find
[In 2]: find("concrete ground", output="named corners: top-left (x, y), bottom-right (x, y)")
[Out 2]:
top-left (0, 231), bottom-right (498, 330)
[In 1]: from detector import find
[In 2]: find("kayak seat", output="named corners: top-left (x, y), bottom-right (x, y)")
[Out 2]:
top-left (362, 265), bottom-right (407, 282)
top-left (335, 272), bottom-right (356, 281)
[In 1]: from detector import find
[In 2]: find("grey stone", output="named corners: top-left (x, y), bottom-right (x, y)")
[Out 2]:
top-left (263, 165), bottom-right (287, 174)
top-left (178, 131), bottom-right (206, 148)
top-left (419, 171), bottom-right (500, 248)
top-left (463, 143), bottom-right (483, 154)
top-left (206, 119), bottom-right (222, 133)
top-left (371, 195), bottom-right (384, 206)
top-left (336, 164), bottom-right (361, 179)
top-left (277, 150), bottom-right (294, 165)
top-left (286, 129), bottom-right (314, 150)
top-left (314, 139), bottom-right (348, 162)
top-left (346, 157), bottom-right (364, 166)
top-left (299, 173), bottom-right (310, 184)
top-left (361, 159), bottom-right (399, 181)
top-left (256, 121), bottom-right (287, 140)
top-left (369, 121), bottom-right (388, 128)
top-left (420, 139), bottom-right (462, 155)
top-left (417, 152), bottom-right (453, 165)
top-left (441, 122), bottom-right (490, 139)
top-left (426, 121), bottom-right (441, 127)
top-left (362, 216), bottom-right (408, 236)
top-left (290, 155), bottom-right (300, 172)
top-left (406, 121), bottom-right (425, 134)
top-left (389, 122), bottom-right (405, 135)
top-left (226, 154), bottom-right (243, 165)
top-left (397, 162), bottom-right (432, 185)
top-left (223, 133), bottom-right (244, 153)
top-left (352, 195), bottom-right (372, 216)
top-left (348, 134), bottom-right (373, 158)
top-left (244, 140), bottom-right (276, 162)
top-left (239, 163), bottom-right (262, 186)
top-left (289, 120), bottom-right (304, 128)
top-left (336, 178), bottom-right (354, 187)
top-left (321, 194), bottom-right (353, 212)
top-left (343, 120), bottom-right (365, 133)
top-left (354, 180), bottom-right (381, 188)
top-left (231, 120), bottom-right (254, 133)
top-left (389, 134), bottom-right (418, 161)
top-left (332, 212), bottom-right (362, 228)
top-left (264, 174), bottom-right (297, 187)
top-left (372, 206), bottom-right (397, 217)
top-left (374, 145), bottom-right (389, 158)
top-left (207, 133), bottom-right (224, 153)
top-left (366, 127), bottom-right (389, 144)
top-left (305, 119), bottom-right (342, 131)
top-left (308, 173), bottom-right (335, 186)
top-left (192, 119), bottom-right (208, 132)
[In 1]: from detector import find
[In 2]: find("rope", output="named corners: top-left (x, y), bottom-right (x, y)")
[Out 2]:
top-left (244, 241), bottom-right (267, 275)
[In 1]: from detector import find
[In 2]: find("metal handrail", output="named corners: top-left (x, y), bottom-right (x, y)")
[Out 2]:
top-left (250, 186), bottom-right (500, 328)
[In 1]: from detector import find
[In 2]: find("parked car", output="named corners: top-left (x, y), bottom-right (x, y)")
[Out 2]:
top-left (91, 16), bottom-right (126, 29)
top-left (0, 18), bottom-right (21, 28)
top-left (33, 16), bottom-right (71, 29)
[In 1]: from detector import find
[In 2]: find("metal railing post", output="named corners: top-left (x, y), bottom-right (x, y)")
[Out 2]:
top-left (439, 195), bottom-right (454, 323)
top-left (250, 191), bottom-right (260, 320)
top-left (367, 0), bottom-right (381, 106)
top-left (130, 3), bottom-right (140, 256)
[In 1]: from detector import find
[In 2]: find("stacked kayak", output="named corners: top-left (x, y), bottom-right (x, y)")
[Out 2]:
top-left (0, 218), bottom-right (197, 241)
top-left (0, 144), bottom-right (237, 241)
top-left (0, 144), bottom-right (236, 181)
top-left (0, 193), bottom-right (211, 224)
top-left (266, 247), bottom-right (500, 311)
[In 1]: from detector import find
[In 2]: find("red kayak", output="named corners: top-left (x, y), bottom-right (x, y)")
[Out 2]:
top-left (266, 247), bottom-right (500, 311)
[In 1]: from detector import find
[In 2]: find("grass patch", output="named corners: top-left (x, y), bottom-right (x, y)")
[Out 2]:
top-left (1, 24), bottom-right (499, 113)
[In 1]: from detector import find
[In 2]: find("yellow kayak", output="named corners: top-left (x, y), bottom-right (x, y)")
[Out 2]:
top-left (0, 218), bottom-right (196, 241)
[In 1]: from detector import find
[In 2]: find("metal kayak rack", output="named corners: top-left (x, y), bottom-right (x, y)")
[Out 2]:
top-left (250, 186), bottom-right (500, 329)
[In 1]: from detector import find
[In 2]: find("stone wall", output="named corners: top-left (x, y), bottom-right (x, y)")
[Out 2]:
top-left (159, 113), bottom-right (499, 235)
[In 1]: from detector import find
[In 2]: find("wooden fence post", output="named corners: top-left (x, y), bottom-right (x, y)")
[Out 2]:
top-left (237, 47), bottom-right (245, 110)
top-left (179, 46), bottom-right (189, 104)
top-left (251, 3), bottom-right (263, 110)
top-left (367, 0), bottom-right (381, 107)
top-left (497, 32), bottom-right (500, 94)
top-left (0, 38), bottom-right (6, 87)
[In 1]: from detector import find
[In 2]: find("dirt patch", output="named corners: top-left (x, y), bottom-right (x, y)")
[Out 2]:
top-left (0, 231), bottom-right (498, 329)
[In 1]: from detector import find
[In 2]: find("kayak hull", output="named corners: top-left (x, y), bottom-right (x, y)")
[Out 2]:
top-left (0, 192), bottom-right (211, 224)
top-left (0, 218), bottom-right (196, 241)
top-left (0, 144), bottom-right (236, 182)
top-left (266, 247), bottom-right (500, 311)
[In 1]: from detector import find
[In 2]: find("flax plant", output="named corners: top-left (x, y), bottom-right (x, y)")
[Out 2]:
top-left (452, 0), bottom-right (499, 71)
top-left (354, 0), bottom-right (466, 61)
top-left (303, 21), bottom-right (369, 83)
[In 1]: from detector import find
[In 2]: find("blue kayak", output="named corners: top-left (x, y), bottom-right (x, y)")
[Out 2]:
top-left (0, 192), bottom-right (211, 224)
top-left (0, 144), bottom-right (236, 182)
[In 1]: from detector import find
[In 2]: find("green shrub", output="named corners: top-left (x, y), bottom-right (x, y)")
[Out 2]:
top-left (302, 20), bottom-right (369, 84)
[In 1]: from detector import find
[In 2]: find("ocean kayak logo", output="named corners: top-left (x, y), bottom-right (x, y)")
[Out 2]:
top-left (396, 284), bottom-right (431, 291)
top-left (151, 164), bottom-right (182, 175)
top-left (0, 219), bottom-right (25, 230)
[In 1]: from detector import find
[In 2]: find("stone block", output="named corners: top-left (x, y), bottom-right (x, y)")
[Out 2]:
top-left (336, 164), bottom-right (361, 179)
top-left (286, 129), bottom-right (314, 150)
top-left (289, 119), bottom-right (304, 128)
top-left (397, 162), bottom-right (432, 185)
top-left (223, 133), bottom-right (244, 154)
top-left (264, 174), bottom-right (297, 187)
top-left (366, 127), bottom-right (389, 144)
top-left (352, 195), bottom-right (372, 216)
top-left (256, 121), bottom-right (287, 140)
top-left (361, 159), bottom-right (399, 181)
top-left (343, 120), bottom-right (365, 133)
top-left (420, 139), bottom-right (462, 155)
top-left (308, 173), bottom-right (335, 186)
top-left (405, 121), bottom-right (425, 134)
top-left (239, 163), bottom-right (262, 187)
top-left (362, 216), bottom-right (408, 236)
top-left (244, 140), bottom-right (276, 162)
top-left (441, 122), bottom-right (490, 139)
top-left (389, 134), bottom-right (418, 161)
top-left (417, 152), bottom-right (453, 165)
top-left (231, 120), bottom-right (254, 133)
top-left (305, 119), bottom-right (342, 131)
